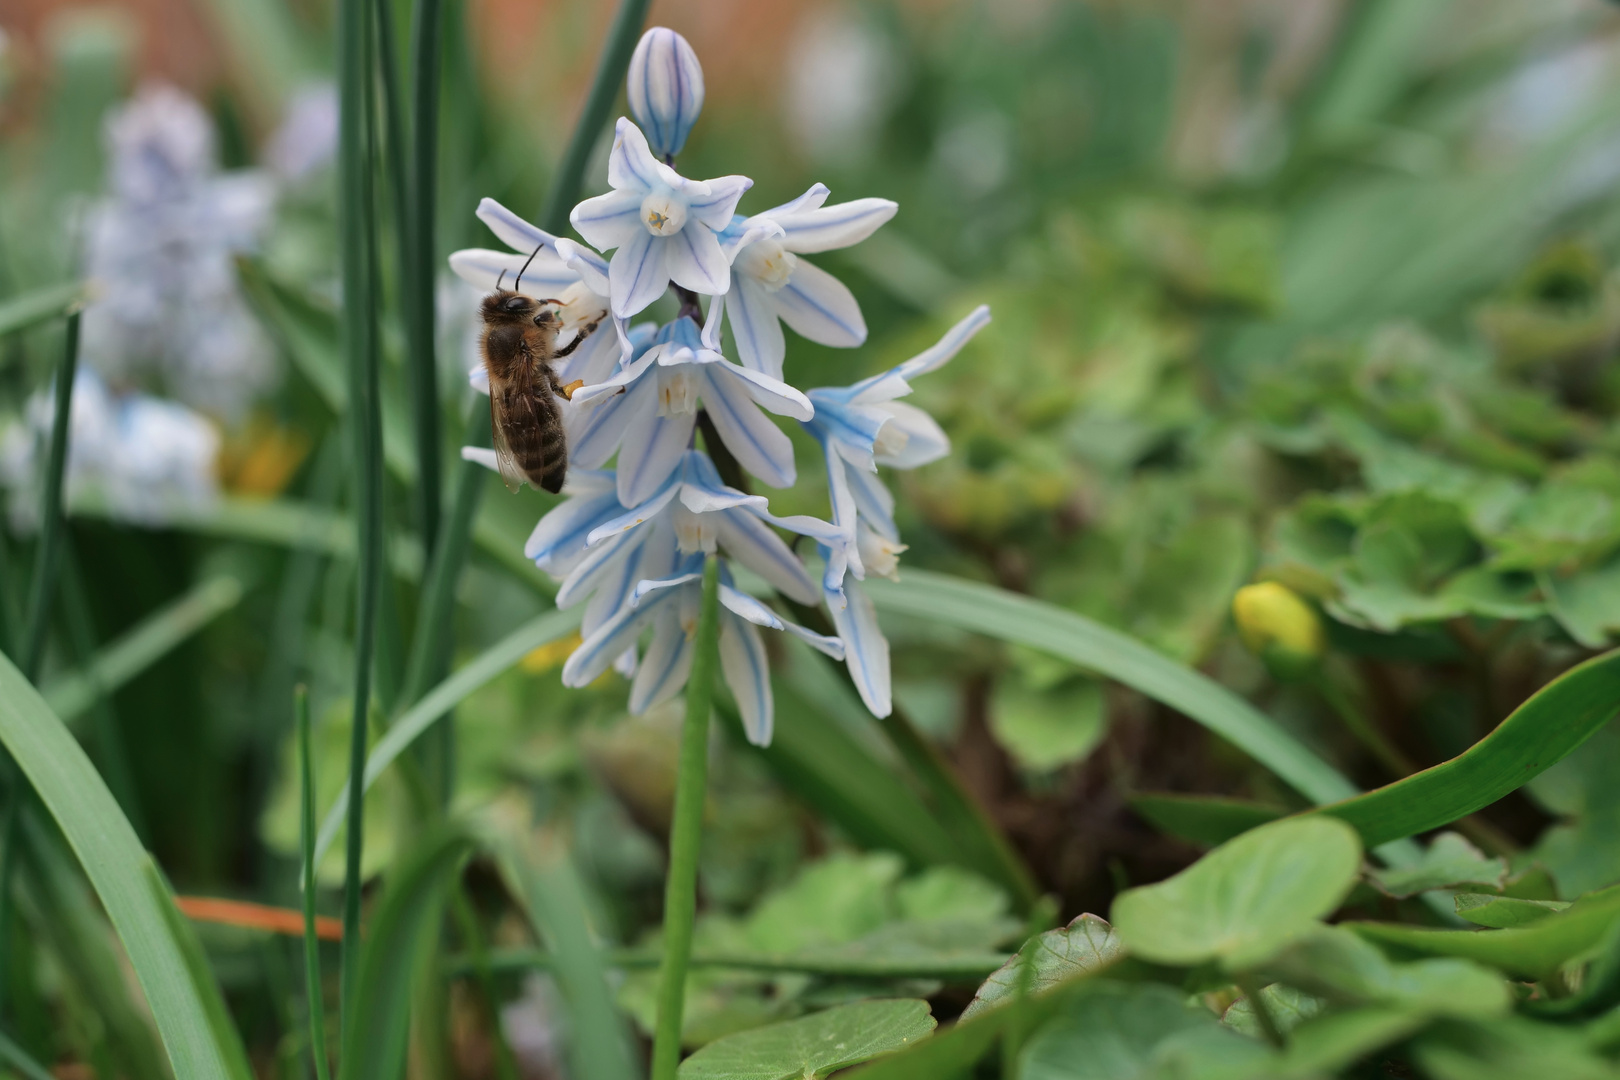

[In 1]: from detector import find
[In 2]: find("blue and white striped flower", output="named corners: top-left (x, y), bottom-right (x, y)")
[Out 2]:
top-left (454, 29), bottom-right (990, 737)
top-left (570, 119), bottom-right (752, 319)
top-left (807, 304), bottom-right (990, 553)
top-left (543, 451), bottom-right (843, 743)
top-left (719, 184), bottom-right (897, 378)
top-left (803, 306), bottom-right (991, 716)
top-left (627, 27), bottom-right (705, 161)
top-left (569, 302), bottom-right (812, 507)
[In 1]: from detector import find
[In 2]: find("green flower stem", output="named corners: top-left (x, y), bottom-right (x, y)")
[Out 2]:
top-left (399, 0), bottom-right (651, 802)
top-left (650, 556), bottom-right (721, 1080)
top-left (22, 310), bottom-right (80, 682)
top-left (337, 0), bottom-right (384, 1028)
top-left (297, 686), bottom-right (332, 1080)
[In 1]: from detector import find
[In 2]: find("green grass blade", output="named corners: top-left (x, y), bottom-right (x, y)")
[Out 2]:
top-left (0, 653), bottom-right (244, 1078)
top-left (21, 310), bottom-right (81, 680)
top-left (1297, 650), bottom-right (1620, 848)
top-left (864, 571), bottom-right (1359, 806)
top-left (40, 575), bottom-right (244, 725)
top-left (1349, 886), bottom-right (1620, 981)
top-left (312, 607), bottom-right (583, 869)
top-left (142, 863), bottom-right (255, 1080)
top-left (338, 826), bottom-right (474, 1080)
top-left (464, 946), bottom-right (1008, 983)
top-left (498, 840), bottom-right (640, 1080)
top-left (14, 818), bottom-right (168, 1080)
top-left (336, 0), bottom-right (385, 1016)
top-left (0, 1028), bottom-right (55, 1080)
top-left (299, 687), bottom-right (333, 1080)
top-left (0, 283), bottom-right (83, 342)
top-left (405, 0), bottom-right (443, 564)
top-left (536, 0), bottom-right (651, 230)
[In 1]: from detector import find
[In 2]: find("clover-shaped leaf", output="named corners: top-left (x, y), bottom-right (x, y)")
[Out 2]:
top-left (961, 914), bottom-right (1122, 1020)
top-left (677, 999), bottom-right (935, 1080)
top-left (1110, 817), bottom-right (1362, 969)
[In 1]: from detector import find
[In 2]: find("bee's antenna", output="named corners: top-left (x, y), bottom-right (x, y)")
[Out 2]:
top-left (496, 268), bottom-right (508, 291)
top-left (514, 243), bottom-right (544, 295)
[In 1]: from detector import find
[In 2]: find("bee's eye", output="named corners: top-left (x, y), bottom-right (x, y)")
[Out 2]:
top-left (504, 296), bottom-right (527, 312)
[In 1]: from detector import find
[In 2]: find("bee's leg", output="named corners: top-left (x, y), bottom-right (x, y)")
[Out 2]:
top-left (545, 366), bottom-right (586, 401)
top-left (552, 316), bottom-right (603, 360)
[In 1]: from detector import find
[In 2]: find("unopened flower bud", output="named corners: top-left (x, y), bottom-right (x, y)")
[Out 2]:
top-left (1232, 582), bottom-right (1324, 679)
top-left (627, 27), bottom-right (705, 160)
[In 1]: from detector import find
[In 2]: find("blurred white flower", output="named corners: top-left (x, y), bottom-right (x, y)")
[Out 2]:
top-left (0, 369), bottom-right (220, 529)
top-left (265, 83), bottom-right (339, 182)
top-left (82, 83), bottom-right (278, 420)
top-left (783, 10), bottom-right (901, 168)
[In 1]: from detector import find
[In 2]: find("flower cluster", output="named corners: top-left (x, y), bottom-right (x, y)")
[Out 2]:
top-left (450, 28), bottom-right (988, 743)
top-left (81, 84), bottom-right (278, 420)
top-left (0, 369), bottom-right (219, 530)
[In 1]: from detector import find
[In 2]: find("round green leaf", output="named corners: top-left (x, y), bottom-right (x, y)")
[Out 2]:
top-left (1110, 817), bottom-right (1363, 969)
top-left (676, 999), bottom-right (936, 1080)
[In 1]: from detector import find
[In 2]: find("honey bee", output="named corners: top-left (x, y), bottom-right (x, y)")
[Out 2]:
top-left (480, 249), bottom-right (603, 494)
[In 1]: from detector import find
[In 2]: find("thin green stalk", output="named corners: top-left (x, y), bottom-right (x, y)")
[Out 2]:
top-left (537, 0), bottom-right (651, 231)
top-left (337, 0), bottom-right (384, 1026)
top-left (298, 687), bottom-right (332, 1080)
top-left (22, 310), bottom-right (80, 682)
top-left (406, 0), bottom-right (443, 559)
top-left (0, 529), bottom-right (18, 661)
top-left (650, 557), bottom-right (721, 1080)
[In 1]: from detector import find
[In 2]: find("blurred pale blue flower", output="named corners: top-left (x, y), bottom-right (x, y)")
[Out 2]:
top-left (265, 83), bottom-right (338, 182)
top-left (719, 184), bottom-right (896, 378)
top-left (627, 27), bottom-right (705, 160)
top-left (83, 84), bottom-right (277, 419)
top-left (570, 118), bottom-right (751, 318)
top-left (569, 305), bottom-right (811, 506)
top-left (0, 369), bottom-right (219, 529)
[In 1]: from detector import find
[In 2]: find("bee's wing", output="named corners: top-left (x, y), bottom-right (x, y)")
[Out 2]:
top-left (488, 387), bottom-right (529, 495)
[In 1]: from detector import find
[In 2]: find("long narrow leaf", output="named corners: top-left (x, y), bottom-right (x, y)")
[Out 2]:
top-left (40, 575), bottom-right (244, 724)
top-left (143, 863), bottom-right (255, 1080)
top-left (1299, 650), bottom-right (1620, 847)
top-left (311, 608), bottom-right (583, 868)
top-left (339, 827), bottom-right (475, 1080)
top-left (0, 282), bottom-right (84, 341)
top-left (498, 839), bottom-right (640, 1080)
top-left (864, 571), bottom-right (1360, 805)
top-left (0, 653), bottom-right (243, 1078)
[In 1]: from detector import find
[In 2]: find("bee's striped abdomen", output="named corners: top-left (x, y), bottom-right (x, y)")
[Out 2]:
top-left (503, 380), bottom-right (568, 494)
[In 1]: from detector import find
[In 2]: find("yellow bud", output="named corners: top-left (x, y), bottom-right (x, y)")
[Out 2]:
top-left (521, 633), bottom-right (583, 674)
top-left (1232, 582), bottom-right (1324, 674)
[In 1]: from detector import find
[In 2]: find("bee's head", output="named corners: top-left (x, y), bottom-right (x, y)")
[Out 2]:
top-left (481, 289), bottom-right (564, 327)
